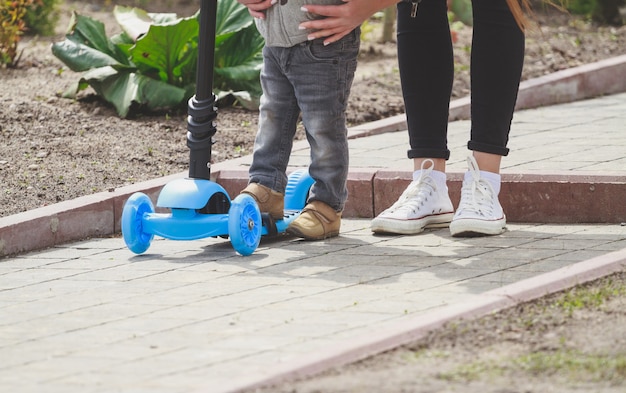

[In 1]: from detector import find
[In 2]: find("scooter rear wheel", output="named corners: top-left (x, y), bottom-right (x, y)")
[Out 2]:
top-left (228, 194), bottom-right (262, 256)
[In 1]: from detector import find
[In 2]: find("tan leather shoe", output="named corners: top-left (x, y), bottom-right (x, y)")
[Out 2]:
top-left (286, 201), bottom-right (341, 240)
top-left (240, 183), bottom-right (284, 219)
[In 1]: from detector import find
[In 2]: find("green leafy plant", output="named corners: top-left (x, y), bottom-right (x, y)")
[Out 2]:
top-left (51, 0), bottom-right (263, 118)
top-left (566, 0), bottom-right (597, 14)
top-left (0, 0), bottom-right (34, 67)
top-left (566, 0), bottom-right (625, 25)
top-left (24, 0), bottom-right (59, 36)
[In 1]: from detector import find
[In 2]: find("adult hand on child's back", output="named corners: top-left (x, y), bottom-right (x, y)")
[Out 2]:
top-left (299, 0), bottom-right (396, 45)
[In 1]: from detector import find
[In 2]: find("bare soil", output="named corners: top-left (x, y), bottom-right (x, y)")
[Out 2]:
top-left (1, 1), bottom-right (625, 218)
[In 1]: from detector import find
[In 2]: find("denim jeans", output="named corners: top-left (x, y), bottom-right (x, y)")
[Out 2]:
top-left (248, 29), bottom-right (360, 212)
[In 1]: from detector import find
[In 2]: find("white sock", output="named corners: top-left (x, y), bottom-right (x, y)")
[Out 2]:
top-left (478, 170), bottom-right (501, 195)
top-left (414, 169), bottom-right (447, 188)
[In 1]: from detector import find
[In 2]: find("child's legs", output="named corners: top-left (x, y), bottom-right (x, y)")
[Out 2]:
top-left (288, 30), bottom-right (359, 211)
top-left (249, 46), bottom-right (301, 192)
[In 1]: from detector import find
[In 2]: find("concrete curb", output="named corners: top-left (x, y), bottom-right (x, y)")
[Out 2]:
top-left (226, 248), bottom-right (626, 393)
top-left (1, 56), bottom-right (626, 257)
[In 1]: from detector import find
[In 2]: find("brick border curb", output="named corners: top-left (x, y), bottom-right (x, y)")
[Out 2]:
top-left (370, 170), bottom-right (626, 223)
top-left (225, 248), bottom-right (626, 393)
top-left (1, 56), bottom-right (626, 257)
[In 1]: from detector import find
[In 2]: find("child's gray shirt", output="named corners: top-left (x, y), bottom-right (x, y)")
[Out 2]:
top-left (255, 0), bottom-right (345, 48)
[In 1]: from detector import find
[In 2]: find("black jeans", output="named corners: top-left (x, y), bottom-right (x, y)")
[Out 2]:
top-left (397, 0), bottom-right (525, 159)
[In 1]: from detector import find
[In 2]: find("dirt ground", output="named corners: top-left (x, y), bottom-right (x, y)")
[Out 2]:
top-left (251, 271), bottom-right (626, 393)
top-left (1, 1), bottom-right (625, 218)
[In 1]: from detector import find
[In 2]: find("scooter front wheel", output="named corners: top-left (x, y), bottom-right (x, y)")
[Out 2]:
top-left (228, 194), bottom-right (262, 256)
top-left (122, 192), bottom-right (155, 254)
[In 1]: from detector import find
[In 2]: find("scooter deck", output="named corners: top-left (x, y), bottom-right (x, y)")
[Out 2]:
top-left (260, 209), bottom-right (301, 237)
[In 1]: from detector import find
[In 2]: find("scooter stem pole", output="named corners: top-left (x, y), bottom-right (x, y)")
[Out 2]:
top-left (195, 0), bottom-right (216, 100)
top-left (186, 0), bottom-right (218, 180)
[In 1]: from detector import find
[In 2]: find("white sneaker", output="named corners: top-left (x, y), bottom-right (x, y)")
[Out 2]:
top-left (450, 156), bottom-right (506, 237)
top-left (371, 159), bottom-right (454, 234)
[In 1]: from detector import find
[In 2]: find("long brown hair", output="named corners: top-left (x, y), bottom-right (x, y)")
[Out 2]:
top-left (507, 0), bottom-right (566, 31)
top-left (506, 0), bottom-right (534, 31)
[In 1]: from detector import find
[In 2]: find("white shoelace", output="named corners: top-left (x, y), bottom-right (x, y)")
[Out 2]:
top-left (457, 156), bottom-right (497, 218)
top-left (385, 159), bottom-right (437, 215)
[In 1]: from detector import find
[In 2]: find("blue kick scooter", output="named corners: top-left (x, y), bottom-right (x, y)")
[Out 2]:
top-left (121, 0), bottom-right (314, 256)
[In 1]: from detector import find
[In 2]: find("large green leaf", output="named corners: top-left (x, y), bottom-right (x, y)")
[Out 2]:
top-left (149, 12), bottom-right (181, 24)
top-left (215, 24), bottom-right (263, 69)
top-left (51, 40), bottom-right (125, 72)
top-left (215, 24), bottom-right (263, 94)
top-left (64, 12), bottom-right (129, 65)
top-left (172, 40), bottom-right (198, 91)
top-left (216, 0), bottom-right (254, 37)
top-left (110, 31), bottom-right (136, 59)
top-left (60, 66), bottom-right (119, 99)
top-left (129, 16), bottom-right (199, 86)
top-left (217, 90), bottom-right (260, 111)
top-left (113, 6), bottom-right (183, 41)
top-left (77, 66), bottom-right (186, 117)
top-left (113, 6), bottom-right (154, 41)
